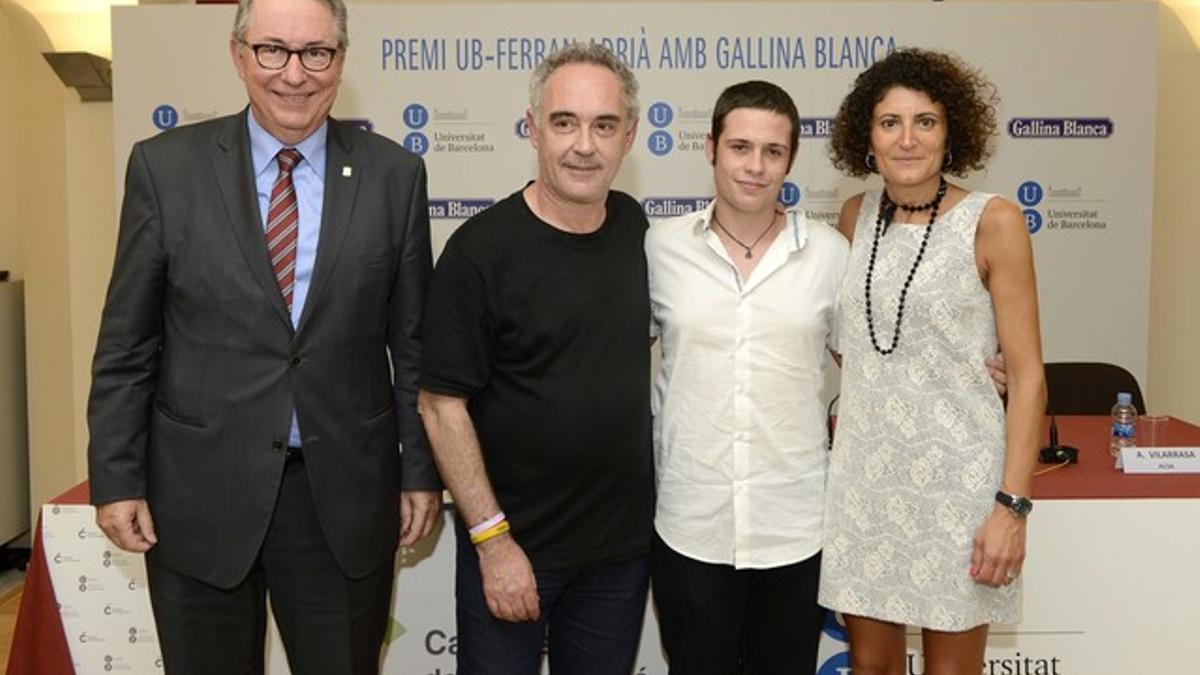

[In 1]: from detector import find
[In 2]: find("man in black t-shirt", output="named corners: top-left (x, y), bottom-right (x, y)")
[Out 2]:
top-left (418, 43), bottom-right (653, 675)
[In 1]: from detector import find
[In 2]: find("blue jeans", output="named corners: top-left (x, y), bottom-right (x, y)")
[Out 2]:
top-left (454, 522), bottom-right (650, 675)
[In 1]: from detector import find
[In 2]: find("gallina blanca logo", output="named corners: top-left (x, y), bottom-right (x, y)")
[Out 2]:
top-left (642, 196), bottom-right (712, 217)
top-left (428, 199), bottom-right (495, 219)
top-left (1008, 118), bottom-right (1113, 139)
top-left (798, 117), bottom-right (835, 138)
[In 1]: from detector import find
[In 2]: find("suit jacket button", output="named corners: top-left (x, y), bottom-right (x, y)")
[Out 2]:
top-left (271, 439), bottom-right (284, 451)
top-left (289, 356), bottom-right (302, 367)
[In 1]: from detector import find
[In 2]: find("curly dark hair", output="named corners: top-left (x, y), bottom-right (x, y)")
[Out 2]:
top-left (828, 48), bottom-right (999, 178)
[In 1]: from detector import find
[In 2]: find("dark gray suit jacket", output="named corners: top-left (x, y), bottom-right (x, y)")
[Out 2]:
top-left (88, 111), bottom-right (439, 587)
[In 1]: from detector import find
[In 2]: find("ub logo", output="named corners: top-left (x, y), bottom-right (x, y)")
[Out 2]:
top-left (777, 182), bottom-right (801, 207)
top-left (403, 103), bottom-right (429, 129)
top-left (647, 101), bottom-right (673, 129)
top-left (1016, 181), bottom-right (1044, 235)
top-left (152, 105), bottom-right (178, 131)
top-left (647, 130), bottom-right (673, 156)
top-left (404, 132), bottom-right (429, 156)
top-left (1016, 180), bottom-right (1044, 207)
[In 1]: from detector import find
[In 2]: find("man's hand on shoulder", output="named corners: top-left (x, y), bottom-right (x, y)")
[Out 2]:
top-left (400, 490), bottom-right (441, 546)
top-left (96, 499), bottom-right (158, 553)
top-left (476, 533), bottom-right (540, 622)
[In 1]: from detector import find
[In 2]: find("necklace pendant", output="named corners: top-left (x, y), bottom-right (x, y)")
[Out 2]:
top-left (744, 249), bottom-right (753, 259)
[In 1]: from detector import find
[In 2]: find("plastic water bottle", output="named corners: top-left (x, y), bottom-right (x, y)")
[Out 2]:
top-left (1110, 392), bottom-right (1137, 457)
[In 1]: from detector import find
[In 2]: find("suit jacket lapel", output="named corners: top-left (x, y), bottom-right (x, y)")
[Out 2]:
top-left (211, 111), bottom-right (293, 329)
top-left (296, 119), bottom-right (359, 335)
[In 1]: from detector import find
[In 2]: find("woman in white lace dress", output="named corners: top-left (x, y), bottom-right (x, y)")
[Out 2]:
top-left (818, 49), bottom-right (1046, 674)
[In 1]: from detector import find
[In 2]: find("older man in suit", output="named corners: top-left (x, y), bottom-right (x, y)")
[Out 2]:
top-left (86, 0), bottom-right (441, 672)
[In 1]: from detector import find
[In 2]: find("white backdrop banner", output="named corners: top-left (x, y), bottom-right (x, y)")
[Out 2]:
top-left (106, 2), bottom-right (1157, 674)
top-left (113, 1), bottom-right (1158, 386)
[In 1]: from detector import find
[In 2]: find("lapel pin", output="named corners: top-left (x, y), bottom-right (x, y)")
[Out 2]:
top-left (342, 166), bottom-right (353, 178)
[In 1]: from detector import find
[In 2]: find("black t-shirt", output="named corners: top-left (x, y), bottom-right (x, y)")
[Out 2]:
top-left (420, 187), bottom-right (654, 570)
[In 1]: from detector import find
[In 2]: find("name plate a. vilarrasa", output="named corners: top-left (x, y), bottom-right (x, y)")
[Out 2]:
top-left (1120, 447), bottom-right (1200, 474)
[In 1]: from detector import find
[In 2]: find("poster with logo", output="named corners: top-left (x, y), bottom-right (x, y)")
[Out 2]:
top-left (105, 3), bottom-right (1162, 674)
top-left (40, 504), bottom-right (161, 673)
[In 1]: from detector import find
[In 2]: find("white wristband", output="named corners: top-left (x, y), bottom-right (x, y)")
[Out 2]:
top-left (468, 511), bottom-right (506, 537)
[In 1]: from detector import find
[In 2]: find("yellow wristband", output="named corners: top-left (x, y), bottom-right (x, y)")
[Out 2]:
top-left (469, 519), bottom-right (510, 545)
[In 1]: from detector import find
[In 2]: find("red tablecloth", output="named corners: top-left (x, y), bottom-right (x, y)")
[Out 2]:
top-left (1033, 416), bottom-right (1200, 499)
top-left (6, 483), bottom-right (87, 675)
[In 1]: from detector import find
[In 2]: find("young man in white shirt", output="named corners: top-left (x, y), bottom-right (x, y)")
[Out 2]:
top-left (646, 80), bottom-right (849, 674)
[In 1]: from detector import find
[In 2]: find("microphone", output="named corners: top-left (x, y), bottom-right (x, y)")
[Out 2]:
top-left (1039, 413), bottom-right (1079, 464)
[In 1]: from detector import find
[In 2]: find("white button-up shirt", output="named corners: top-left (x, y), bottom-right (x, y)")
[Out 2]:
top-left (647, 201), bottom-right (849, 568)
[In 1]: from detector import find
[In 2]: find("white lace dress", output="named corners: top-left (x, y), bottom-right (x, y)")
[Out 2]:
top-left (818, 190), bottom-right (1019, 631)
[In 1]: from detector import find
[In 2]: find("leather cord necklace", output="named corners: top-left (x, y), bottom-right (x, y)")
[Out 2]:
top-left (712, 209), bottom-right (778, 259)
top-left (864, 176), bottom-right (948, 355)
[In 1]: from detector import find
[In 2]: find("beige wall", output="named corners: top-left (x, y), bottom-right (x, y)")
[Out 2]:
top-left (1150, 1), bottom-right (1200, 421)
top-left (2, 0), bottom-right (115, 531)
top-left (65, 98), bottom-right (117, 482)
top-left (11, 0), bottom-right (136, 59)
top-left (2, 0), bottom-right (72, 533)
top-left (2, 0), bottom-right (1198, 526)
top-left (0, 5), bottom-right (25, 281)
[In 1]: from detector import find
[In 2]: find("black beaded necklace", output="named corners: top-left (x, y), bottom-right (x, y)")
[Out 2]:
top-left (864, 176), bottom-right (948, 355)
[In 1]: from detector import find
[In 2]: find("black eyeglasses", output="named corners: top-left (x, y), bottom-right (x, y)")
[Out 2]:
top-left (240, 41), bottom-right (339, 72)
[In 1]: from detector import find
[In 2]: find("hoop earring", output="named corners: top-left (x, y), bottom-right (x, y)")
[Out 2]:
top-left (865, 151), bottom-right (877, 172)
top-left (942, 149), bottom-right (953, 169)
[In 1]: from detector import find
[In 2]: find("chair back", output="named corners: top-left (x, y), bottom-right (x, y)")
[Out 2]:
top-left (1043, 362), bottom-right (1146, 415)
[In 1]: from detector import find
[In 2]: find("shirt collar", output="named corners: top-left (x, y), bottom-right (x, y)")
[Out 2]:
top-left (691, 198), bottom-right (809, 253)
top-left (690, 198), bottom-right (718, 235)
top-left (247, 109), bottom-right (328, 182)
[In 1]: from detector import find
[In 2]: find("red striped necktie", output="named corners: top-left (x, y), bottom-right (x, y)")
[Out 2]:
top-left (266, 148), bottom-right (302, 311)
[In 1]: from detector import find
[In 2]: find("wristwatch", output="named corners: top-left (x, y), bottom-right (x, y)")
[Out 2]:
top-left (995, 490), bottom-right (1033, 518)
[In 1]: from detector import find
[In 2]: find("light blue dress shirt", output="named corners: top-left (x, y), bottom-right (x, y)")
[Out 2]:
top-left (247, 110), bottom-right (326, 448)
